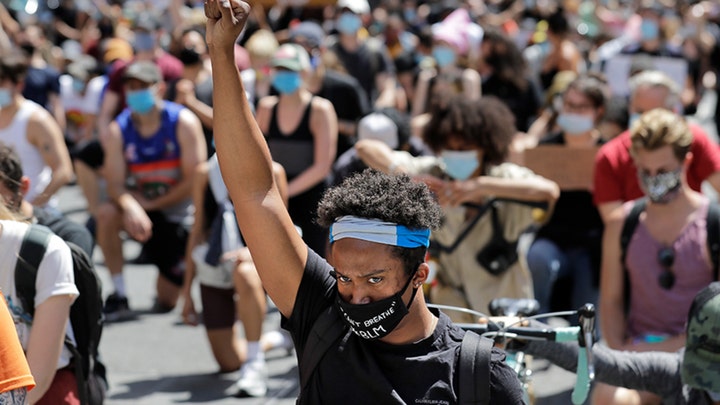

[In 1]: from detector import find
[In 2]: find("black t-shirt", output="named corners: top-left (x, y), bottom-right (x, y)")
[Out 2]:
top-left (22, 67), bottom-right (61, 110)
top-left (481, 74), bottom-right (540, 133)
top-left (319, 70), bottom-right (369, 157)
top-left (282, 248), bottom-right (525, 404)
top-left (329, 38), bottom-right (395, 106)
top-left (535, 132), bottom-right (604, 249)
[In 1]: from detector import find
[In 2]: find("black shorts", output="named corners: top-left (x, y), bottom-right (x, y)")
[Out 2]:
top-left (74, 140), bottom-right (105, 169)
top-left (200, 284), bottom-right (236, 330)
top-left (144, 211), bottom-right (188, 286)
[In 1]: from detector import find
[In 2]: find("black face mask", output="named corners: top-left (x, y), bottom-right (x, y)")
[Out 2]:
top-left (178, 47), bottom-right (202, 66)
top-left (335, 270), bottom-right (419, 340)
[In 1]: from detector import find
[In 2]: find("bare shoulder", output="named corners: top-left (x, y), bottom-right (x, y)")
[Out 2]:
top-left (311, 96), bottom-right (334, 112)
top-left (257, 95), bottom-right (279, 111)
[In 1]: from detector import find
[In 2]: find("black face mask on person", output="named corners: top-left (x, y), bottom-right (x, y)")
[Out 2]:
top-left (334, 269), bottom-right (419, 340)
top-left (178, 47), bottom-right (202, 66)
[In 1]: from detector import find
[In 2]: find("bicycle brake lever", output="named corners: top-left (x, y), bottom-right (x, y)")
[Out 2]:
top-left (572, 304), bottom-right (596, 404)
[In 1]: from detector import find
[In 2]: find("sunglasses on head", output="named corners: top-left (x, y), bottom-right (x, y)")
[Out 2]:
top-left (657, 246), bottom-right (675, 290)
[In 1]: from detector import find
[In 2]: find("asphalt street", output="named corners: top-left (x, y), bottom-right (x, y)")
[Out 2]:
top-left (55, 89), bottom-right (717, 405)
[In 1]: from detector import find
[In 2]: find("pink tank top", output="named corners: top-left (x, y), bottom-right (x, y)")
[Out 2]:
top-left (624, 198), bottom-right (714, 339)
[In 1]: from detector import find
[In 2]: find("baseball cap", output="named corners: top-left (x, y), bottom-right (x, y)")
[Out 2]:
top-left (682, 282), bottom-right (720, 392)
top-left (103, 38), bottom-right (134, 64)
top-left (290, 21), bottom-right (326, 49)
top-left (270, 44), bottom-right (310, 72)
top-left (123, 61), bottom-right (162, 83)
top-left (337, 0), bottom-right (370, 15)
top-left (67, 56), bottom-right (98, 82)
top-left (358, 112), bottom-right (399, 149)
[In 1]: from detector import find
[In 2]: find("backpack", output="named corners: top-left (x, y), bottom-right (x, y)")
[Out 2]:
top-left (620, 198), bottom-right (720, 308)
top-left (15, 224), bottom-right (107, 405)
top-left (298, 306), bottom-right (493, 405)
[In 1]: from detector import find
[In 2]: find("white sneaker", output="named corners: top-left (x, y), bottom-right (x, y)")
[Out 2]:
top-left (231, 359), bottom-right (268, 398)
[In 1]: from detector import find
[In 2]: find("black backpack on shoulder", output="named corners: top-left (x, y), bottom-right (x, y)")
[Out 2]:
top-left (15, 224), bottom-right (107, 405)
top-left (298, 306), bottom-right (493, 404)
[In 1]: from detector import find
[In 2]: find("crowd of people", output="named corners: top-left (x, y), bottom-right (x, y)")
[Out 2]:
top-left (1, 0), bottom-right (720, 403)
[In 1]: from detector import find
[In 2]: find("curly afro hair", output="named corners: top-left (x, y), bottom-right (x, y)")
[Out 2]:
top-left (422, 95), bottom-right (516, 167)
top-left (317, 169), bottom-right (441, 229)
top-left (317, 169), bottom-right (442, 274)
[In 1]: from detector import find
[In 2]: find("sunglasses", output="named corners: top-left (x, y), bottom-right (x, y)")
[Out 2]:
top-left (657, 247), bottom-right (675, 290)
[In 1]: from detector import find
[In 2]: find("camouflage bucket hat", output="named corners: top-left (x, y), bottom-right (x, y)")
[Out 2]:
top-left (682, 282), bottom-right (720, 392)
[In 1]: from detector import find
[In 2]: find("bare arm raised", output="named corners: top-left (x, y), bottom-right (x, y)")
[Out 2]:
top-left (205, 0), bottom-right (306, 318)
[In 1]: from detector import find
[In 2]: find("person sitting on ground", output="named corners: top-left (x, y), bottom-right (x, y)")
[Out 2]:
top-left (204, 1), bottom-right (525, 402)
top-left (597, 108), bottom-right (719, 405)
top-left (96, 60), bottom-right (206, 320)
top-left (520, 281), bottom-right (720, 405)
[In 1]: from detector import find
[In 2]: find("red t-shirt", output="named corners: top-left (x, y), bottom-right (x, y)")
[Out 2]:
top-left (593, 123), bottom-right (720, 205)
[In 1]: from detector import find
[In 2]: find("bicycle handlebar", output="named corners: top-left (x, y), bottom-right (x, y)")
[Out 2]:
top-left (428, 302), bottom-right (596, 405)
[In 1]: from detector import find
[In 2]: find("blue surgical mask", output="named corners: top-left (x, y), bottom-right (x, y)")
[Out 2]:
top-left (640, 19), bottom-right (660, 41)
top-left (337, 12), bottom-right (362, 35)
top-left (126, 87), bottom-right (156, 114)
top-left (134, 32), bottom-right (156, 52)
top-left (0, 88), bottom-right (12, 108)
top-left (432, 45), bottom-right (457, 68)
top-left (557, 113), bottom-right (594, 135)
top-left (441, 150), bottom-right (480, 180)
top-left (708, 391), bottom-right (720, 402)
top-left (272, 71), bottom-right (302, 94)
top-left (72, 79), bottom-right (86, 94)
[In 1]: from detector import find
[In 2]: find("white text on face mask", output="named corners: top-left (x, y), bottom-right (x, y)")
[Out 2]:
top-left (355, 326), bottom-right (387, 339)
top-left (363, 306), bottom-right (396, 327)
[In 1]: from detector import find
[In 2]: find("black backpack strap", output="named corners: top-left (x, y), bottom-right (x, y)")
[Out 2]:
top-left (299, 307), bottom-right (349, 396)
top-left (706, 201), bottom-right (720, 280)
top-left (620, 199), bottom-right (646, 312)
top-left (458, 331), bottom-right (493, 405)
top-left (15, 225), bottom-right (52, 318)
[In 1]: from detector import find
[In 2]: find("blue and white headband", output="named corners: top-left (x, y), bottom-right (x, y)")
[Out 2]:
top-left (329, 216), bottom-right (430, 248)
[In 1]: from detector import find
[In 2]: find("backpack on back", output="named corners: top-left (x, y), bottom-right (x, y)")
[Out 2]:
top-left (620, 198), bottom-right (720, 308)
top-left (15, 224), bottom-right (107, 405)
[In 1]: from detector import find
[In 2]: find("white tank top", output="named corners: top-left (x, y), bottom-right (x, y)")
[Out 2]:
top-left (0, 100), bottom-right (53, 205)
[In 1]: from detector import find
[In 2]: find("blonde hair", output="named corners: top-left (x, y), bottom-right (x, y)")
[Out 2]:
top-left (629, 108), bottom-right (692, 161)
top-left (245, 29), bottom-right (279, 59)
